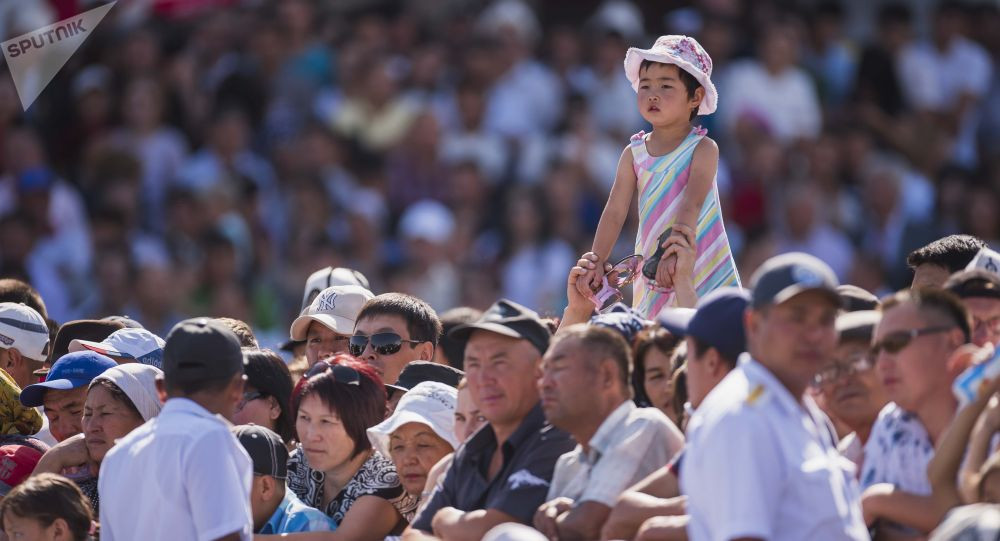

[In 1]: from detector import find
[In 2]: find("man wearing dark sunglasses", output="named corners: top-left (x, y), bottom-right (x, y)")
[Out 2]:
top-left (861, 288), bottom-right (971, 536)
top-left (681, 252), bottom-right (869, 541)
top-left (352, 293), bottom-right (441, 386)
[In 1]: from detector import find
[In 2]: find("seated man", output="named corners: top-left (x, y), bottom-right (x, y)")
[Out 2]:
top-left (813, 310), bottom-right (888, 471)
top-left (602, 287), bottom-right (750, 541)
top-left (403, 300), bottom-right (575, 541)
top-left (533, 324), bottom-right (684, 540)
top-left (19, 351), bottom-right (116, 441)
top-left (907, 234), bottom-right (984, 289)
top-left (290, 285), bottom-right (374, 367)
top-left (232, 425), bottom-right (336, 534)
top-left (862, 288), bottom-right (971, 536)
top-left (352, 293), bottom-right (442, 386)
top-left (945, 270), bottom-right (1000, 347)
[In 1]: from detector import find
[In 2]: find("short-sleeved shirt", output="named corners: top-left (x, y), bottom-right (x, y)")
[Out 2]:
top-left (681, 356), bottom-right (869, 541)
top-left (259, 491), bottom-right (338, 534)
top-left (286, 447), bottom-right (417, 529)
top-left (98, 398), bottom-right (253, 541)
top-left (547, 400), bottom-right (684, 506)
top-left (411, 403), bottom-right (575, 532)
top-left (860, 402), bottom-right (934, 495)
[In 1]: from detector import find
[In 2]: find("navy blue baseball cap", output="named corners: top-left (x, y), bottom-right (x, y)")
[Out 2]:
top-left (658, 287), bottom-right (751, 360)
top-left (20, 351), bottom-right (117, 407)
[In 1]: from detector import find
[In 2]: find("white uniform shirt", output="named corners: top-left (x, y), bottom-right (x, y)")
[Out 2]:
top-left (860, 402), bottom-right (934, 495)
top-left (547, 401), bottom-right (684, 506)
top-left (98, 398), bottom-right (253, 541)
top-left (681, 356), bottom-right (869, 541)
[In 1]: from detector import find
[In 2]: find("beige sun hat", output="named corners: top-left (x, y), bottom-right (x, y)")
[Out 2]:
top-left (623, 34), bottom-right (718, 115)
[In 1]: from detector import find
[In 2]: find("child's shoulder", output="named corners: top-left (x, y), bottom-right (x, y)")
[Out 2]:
top-left (693, 135), bottom-right (719, 160)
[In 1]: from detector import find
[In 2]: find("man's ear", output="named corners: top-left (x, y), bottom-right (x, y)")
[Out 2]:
top-left (3, 348), bottom-right (20, 369)
top-left (155, 378), bottom-right (168, 403)
top-left (418, 342), bottom-right (435, 361)
top-left (259, 474), bottom-right (277, 500)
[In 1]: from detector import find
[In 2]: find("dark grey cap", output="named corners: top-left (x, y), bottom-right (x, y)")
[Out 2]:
top-left (163, 318), bottom-right (244, 383)
top-left (836, 285), bottom-right (880, 312)
top-left (450, 299), bottom-right (551, 355)
top-left (232, 424), bottom-right (287, 480)
top-left (387, 361), bottom-right (464, 394)
top-left (750, 252), bottom-right (840, 309)
top-left (836, 310), bottom-right (881, 343)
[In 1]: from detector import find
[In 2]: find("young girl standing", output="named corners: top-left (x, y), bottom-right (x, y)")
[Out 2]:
top-left (579, 35), bottom-right (740, 316)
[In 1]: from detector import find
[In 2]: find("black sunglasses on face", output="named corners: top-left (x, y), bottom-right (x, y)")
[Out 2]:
top-left (305, 361), bottom-right (362, 385)
top-left (348, 332), bottom-right (422, 357)
top-left (870, 325), bottom-right (954, 357)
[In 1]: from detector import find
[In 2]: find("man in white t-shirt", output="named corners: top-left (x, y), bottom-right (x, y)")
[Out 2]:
top-left (861, 288), bottom-right (969, 536)
top-left (681, 252), bottom-right (868, 541)
top-left (99, 318), bottom-right (253, 541)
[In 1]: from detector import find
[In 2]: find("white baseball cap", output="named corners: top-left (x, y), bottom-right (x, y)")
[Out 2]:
top-left (69, 328), bottom-right (166, 369)
top-left (367, 381), bottom-right (460, 458)
top-left (300, 267), bottom-right (371, 312)
top-left (0, 303), bottom-right (49, 362)
top-left (290, 285), bottom-right (375, 341)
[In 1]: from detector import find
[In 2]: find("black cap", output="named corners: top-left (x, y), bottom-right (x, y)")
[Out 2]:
top-left (231, 425), bottom-right (287, 479)
top-left (836, 310), bottom-right (881, 343)
top-left (163, 318), bottom-right (244, 383)
top-left (836, 285), bottom-right (880, 312)
top-left (101, 316), bottom-right (145, 329)
top-left (449, 299), bottom-right (551, 355)
top-left (47, 319), bottom-right (125, 366)
top-left (387, 361), bottom-right (464, 394)
top-left (750, 252), bottom-right (840, 309)
top-left (944, 269), bottom-right (1000, 300)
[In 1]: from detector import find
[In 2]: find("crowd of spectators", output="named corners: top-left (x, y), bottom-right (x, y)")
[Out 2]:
top-left (1, 0), bottom-right (998, 353)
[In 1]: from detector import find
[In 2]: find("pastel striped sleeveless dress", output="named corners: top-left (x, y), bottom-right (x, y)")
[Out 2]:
top-left (631, 126), bottom-right (740, 318)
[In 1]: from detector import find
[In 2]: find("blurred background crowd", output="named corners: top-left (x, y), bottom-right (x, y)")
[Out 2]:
top-left (0, 0), bottom-right (998, 351)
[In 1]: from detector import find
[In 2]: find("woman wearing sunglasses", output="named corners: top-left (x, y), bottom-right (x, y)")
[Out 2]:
top-left (285, 355), bottom-right (417, 540)
top-left (233, 349), bottom-right (295, 449)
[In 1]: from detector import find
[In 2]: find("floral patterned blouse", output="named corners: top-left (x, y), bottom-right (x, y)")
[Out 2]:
top-left (286, 447), bottom-right (418, 530)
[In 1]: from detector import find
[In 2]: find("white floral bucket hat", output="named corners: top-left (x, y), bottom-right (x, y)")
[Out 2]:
top-left (624, 34), bottom-right (718, 115)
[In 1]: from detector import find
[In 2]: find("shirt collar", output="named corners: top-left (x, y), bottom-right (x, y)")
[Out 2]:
top-left (260, 491), bottom-right (295, 534)
top-left (161, 397), bottom-right (219, 419)
top-left (739, 355), bottom-right (803, 416)
top-left (588, 400), bottom-right (635, 459)
top-left (465, 401), bottom-right (547, 457)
